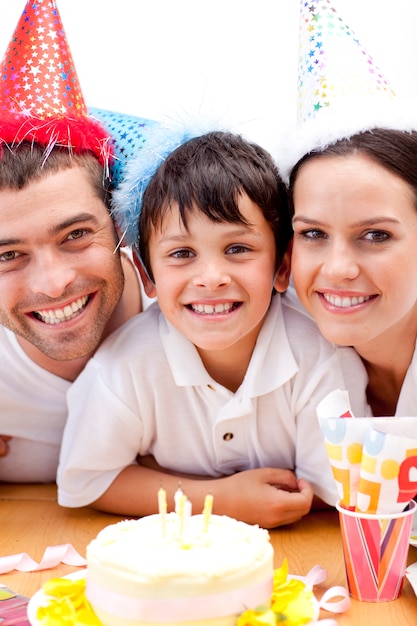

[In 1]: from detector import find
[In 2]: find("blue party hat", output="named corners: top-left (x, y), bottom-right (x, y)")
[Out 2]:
top-left (112, 116), bottom-right (229, 246)
top-left (88, 108), bottom-right (161, 188)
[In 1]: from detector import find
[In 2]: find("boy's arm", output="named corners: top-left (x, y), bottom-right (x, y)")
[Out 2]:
top-left (91, 464), bottom-right (314, 529)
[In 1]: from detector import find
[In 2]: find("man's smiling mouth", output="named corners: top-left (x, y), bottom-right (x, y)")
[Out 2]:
top-left (33, 295), bottom-right (90, 324)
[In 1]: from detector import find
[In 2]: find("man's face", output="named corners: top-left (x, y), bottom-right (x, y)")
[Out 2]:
top-left (0, 166), bottom-right (124, 362)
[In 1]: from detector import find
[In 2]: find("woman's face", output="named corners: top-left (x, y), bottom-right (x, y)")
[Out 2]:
top-left (291, 152), bottom-right (417, 355)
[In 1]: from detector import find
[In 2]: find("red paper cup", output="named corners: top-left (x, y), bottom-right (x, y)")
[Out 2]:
top-left (336, 499), bottom-right (416, 602)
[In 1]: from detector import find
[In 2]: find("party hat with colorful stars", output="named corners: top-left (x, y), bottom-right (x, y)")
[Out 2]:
top-left (0, 0), bottom-right (111, 168)
top-left (88, 107), bottom-right (161, 189)
top-left (297, 0), bottom-right (395, 125)
top-left (113, 115), bottom-right (229, 246)
top-left (276, 0), bottom-right (417, 183)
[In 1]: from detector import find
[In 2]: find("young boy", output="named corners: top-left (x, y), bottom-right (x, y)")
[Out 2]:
top-left (0, 0), bottom-right (145, 481)
top-left (57, 132), bottom-right (367, 528)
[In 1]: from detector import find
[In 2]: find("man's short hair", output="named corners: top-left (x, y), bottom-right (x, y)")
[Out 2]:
top-left (0, 142), bottom-right (111, 209)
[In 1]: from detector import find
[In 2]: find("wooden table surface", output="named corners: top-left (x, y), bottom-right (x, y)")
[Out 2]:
top-left (1, 483), bottom-right (417, 624)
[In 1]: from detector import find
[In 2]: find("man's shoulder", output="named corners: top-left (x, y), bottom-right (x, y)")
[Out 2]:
top-left (0, 325), bottom-right (29, 362)
top-left (0, 327), bottom-right (24, 378)
top-left (0, 324), bottom-right (15, 344)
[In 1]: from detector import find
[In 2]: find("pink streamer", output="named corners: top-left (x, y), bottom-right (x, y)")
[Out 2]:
top-left (0, 544), bottom-right (86, 574)
top-left (318, 586), bottom-right (351, 613)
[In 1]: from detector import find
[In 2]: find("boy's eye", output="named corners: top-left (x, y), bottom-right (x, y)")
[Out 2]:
top-left (0, 250), bottom-right (18, 262)
top-left (171, 249), bottom-right (195, 259)
top-left (226, 245), bottom-right (250, 254)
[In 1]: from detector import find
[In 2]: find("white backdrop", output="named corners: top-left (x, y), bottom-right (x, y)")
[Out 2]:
top-left (1, 0), bottom-right (417, 155)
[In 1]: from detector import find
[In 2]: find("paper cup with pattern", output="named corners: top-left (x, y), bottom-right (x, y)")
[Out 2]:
top-left (336, 499), bottom-right (416, 602)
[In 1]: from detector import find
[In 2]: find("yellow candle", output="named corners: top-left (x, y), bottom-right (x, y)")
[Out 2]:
top-left (174, 486), bottom-right (184, 514)
top-left (182, 499), bottom-right (192, 542)
top-left (202, 494), bottom-right (213, 533)
top-left (177, 492), bottom-right (187, 537)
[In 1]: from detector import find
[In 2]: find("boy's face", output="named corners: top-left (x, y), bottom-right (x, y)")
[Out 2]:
top-left (141, 193), bottom-right (290, 373)
top-left (0, 166), bottom-right (124, 363)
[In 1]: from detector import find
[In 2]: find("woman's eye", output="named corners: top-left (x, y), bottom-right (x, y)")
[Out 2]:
top-left (363, 230), bottom-right (390, 243)
top-left (0, 250), bottom-right (18, 262)
top-left (298, 229), bottom-right (326, 240)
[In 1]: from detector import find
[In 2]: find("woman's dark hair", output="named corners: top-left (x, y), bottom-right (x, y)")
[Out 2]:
top-left (139, 131), bottom-right (291, 280)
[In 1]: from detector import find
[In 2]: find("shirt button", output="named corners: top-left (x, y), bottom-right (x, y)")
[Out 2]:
top-left (223, 432), bottom-right (234, 441)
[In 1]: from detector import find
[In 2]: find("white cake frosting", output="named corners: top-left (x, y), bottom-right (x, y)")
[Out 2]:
top-left (86, 513), bottom-right (274, 626)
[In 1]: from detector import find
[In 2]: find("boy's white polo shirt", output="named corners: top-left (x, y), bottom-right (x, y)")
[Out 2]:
top-left (160, 292), bottom-right (299, 474)
top-left (58, 291), bottom-right (368, 508)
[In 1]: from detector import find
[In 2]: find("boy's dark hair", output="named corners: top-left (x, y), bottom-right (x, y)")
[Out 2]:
top-left (0, 142), bottom-right (111, 209)
top-left (289, 128), bottom-right (417, 215)
top-left (139, 131), bottom-right (292, 280)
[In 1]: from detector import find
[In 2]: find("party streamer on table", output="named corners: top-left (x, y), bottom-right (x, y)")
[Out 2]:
top-left (0, 544), bottom-right (86, 574)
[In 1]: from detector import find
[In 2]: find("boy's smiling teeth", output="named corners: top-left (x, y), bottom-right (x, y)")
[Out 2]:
top-left (322, 293), bottom-right (371, 308)
top-left (34, 295), bottom-right (89, 324)
top-left (190, 302), bottom-right (236, 314)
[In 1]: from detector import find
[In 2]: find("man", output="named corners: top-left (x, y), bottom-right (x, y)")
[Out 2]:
top-left (0, 0), bottom-right (144, 480)
top-left (0, 130), bottom-right (144, 481)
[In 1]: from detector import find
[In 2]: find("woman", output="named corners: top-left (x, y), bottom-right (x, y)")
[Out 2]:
top-left (288, 127), bottom-right (417, 416)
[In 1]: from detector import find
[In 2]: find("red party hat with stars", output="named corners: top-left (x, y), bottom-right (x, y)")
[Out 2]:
top-left (276, 0), bottom-right (417, 183)
top-left (0, 0), bottom-right (111, 168)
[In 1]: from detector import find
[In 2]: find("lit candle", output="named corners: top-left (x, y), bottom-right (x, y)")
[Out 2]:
top-left (202, 494), bottom-right (213, 533)
top-left (174, 486), bottom-right (184, 514)
top-left (183, 499), bottom-right (192, 537)
top-left (177, 492), bottom-right (187, 537)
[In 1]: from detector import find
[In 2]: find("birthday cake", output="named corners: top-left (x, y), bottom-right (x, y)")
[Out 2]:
top-left (85, 512), bottom-right (274, 626)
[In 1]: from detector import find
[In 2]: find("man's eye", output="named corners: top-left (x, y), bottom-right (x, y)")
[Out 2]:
top-left (67, 229), bottom-right (86, 240)
top-left (0, 250), bottom-right (18, 262)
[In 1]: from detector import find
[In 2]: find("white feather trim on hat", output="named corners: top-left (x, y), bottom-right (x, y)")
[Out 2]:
top-left (275, 96), bottom-right (417, 185)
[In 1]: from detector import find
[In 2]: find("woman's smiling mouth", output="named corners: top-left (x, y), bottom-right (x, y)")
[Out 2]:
top-left (321, 293), bottom-right (373, 308)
